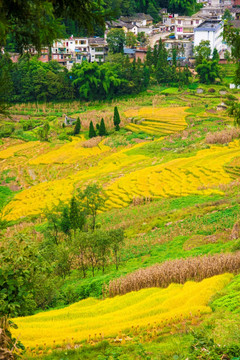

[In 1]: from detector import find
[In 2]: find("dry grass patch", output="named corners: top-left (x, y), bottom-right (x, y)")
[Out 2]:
top-left (206, 128), bottom-right (240, 144)
top-left (107, 252), bottom-right (240, 297)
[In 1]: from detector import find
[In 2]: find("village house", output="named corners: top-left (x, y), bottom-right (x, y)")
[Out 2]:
top-left (194, 20), bottom-right (225, 55)
top-left (120, 13), bottom-right (153, 27)
top-left (105, 20), bottom-right (139, 36)
top-left (162, 13), bottom-right (176, 31)
top-left (174, 16), bottom-right (204, 39)
top-left (164, 38), bottom-right (194, 60)
top-left (51, 36), bottom-right (107, 69)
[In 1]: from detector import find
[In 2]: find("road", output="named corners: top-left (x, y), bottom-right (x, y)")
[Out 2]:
top-left (149, 32), bottom-right (171, 47)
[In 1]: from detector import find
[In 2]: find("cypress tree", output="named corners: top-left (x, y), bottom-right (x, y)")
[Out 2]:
top-left (74, 117), bottom-right (81, 135)
top-left (69, 197), bottom-right (79, 231)
top-left (113, 106), bottom-right (121, 131)
top-left (69, 197), bottom-right (85, 232)
top-left (89, 120), bottom-right (96, 138)
top-left (99, 118), bottom-right (106, 136)
top-left (60, 206), bottom-right (71, 235)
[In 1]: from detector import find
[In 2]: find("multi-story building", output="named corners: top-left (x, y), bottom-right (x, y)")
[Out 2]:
top-left (88, 38), bottom-right (108, 63)
top-left (194, 20), bottom-right (225, 55)
top-left (174, 16), bottom-right (204, 39)
top-left (164, 38), bottom-right (193, 60)
top-left (51, 37), bottom-right (107, 69)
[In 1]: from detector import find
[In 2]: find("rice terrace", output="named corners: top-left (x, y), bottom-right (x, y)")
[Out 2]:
top-left (1, 2), bottom-right (240, 358)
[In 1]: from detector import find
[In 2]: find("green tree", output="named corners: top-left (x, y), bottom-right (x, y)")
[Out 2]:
top-left (69, 196), bottom-right (85, 233)
top-left (194, 40), bottom-right (211, 66)
top-left (60, 206), bottom-right (71, 235)
top-left (0, 235), bottom-right (46, 316)
top-left (222, 9), bottom-right (233, 22)
top-left (107, 28), bottom-right (126, 54)
top-left (228, 102), bottom-right (240, 127)
top-left (137, 32), bottom-right (148, 46)
top-left (99, 118), bottom-right (107, 136)
top-left (145, 46), bottom-right (153, 67)
top-left (74, 117), bottom-right (81, 135)
top-left (196, 59), bottom-right (221, 84)
top-left (113, 106), bottom-right (121, 131)
top-left (72, 230), bottom-right (89, 278)
top-left (147, 2), bottom-right (160, 22)
top-left (44, 203), bottom-right (63, 245)
top-left (89, 120), bottom-right (97, 138)
top-left (0, 53), bottom-right (13, 116)
top-left (108, 228), bottom-right (124, 270)
top-left (71, 61), bottom-right (123, 101)
top-left (0, 0), bottom-right (107, 52)
top-left (126, 32), bottom-right (137, 48)
top-left (223, 23), bottom-right (240, 85)
top-left (77, 183), bottom-right (106, 231)
top-left (38, 121), bottom-right (50, 141)
top-left (169, 0), bottom-right (200, 16)
top-left (212, 48), bottom-right (220, 62)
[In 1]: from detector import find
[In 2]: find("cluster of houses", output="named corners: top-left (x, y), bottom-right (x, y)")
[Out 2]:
top-left (8, 0), bottom-right (240, 70)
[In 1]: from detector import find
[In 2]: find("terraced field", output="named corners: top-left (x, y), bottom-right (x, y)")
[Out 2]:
top-left (29, 137), bottom-right (110, 165)
top-left (12, 274), bottom-right (231, 350)
top-left (224, 156), bottom-right (240, 178)
top-left (2, 105), bottom-right (240, 220)
top-left (125, 107), bottom-right (188, 136)
top-left (105, 140), bottom-right (240, 209)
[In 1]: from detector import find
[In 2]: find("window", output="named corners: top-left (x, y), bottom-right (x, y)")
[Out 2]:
top-left (165, 43), bottom-right (169, 47)
top-left (75, 40), bottom-right (78, 44)
top-left (191, 21), bottom-right (193, 25)
top-left (196, 20), bottom-right (199, 24)
top-left (177, 27), bottom-right (183, 32)
top-left (178, 20), bottom-right (181, 24)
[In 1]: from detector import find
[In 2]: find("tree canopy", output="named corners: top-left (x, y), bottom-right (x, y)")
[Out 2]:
top-left (0, 0), bottom-right (108, 52)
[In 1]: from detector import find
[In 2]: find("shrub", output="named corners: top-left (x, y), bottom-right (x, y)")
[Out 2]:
top-left (58, 133), bottom-right (71, 141)
top-left (208, 88), bottom-right (216, 93)
top-left (227, 94), bottom-right (237, 101)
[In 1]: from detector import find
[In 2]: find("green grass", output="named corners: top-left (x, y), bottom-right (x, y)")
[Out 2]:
top-left (211, 274), bottom-right (240, 314)
top-left (0, 185), bottom-right (14, 210)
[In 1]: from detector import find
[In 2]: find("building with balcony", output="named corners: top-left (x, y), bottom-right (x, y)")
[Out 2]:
top-left (174, 16), bottom-right (204, 39)
top-left (164, 38), bottom-right (193, 60)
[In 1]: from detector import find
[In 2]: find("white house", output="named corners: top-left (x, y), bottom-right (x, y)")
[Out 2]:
top-left (194, 20), bottom-right (225, 55)
top-left (174, 16), bottom-right (203, 39)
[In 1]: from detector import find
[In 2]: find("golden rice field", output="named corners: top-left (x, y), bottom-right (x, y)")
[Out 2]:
top-left (125, 107), bottom-right (188, 136)
top-left (0, 141), bottom-right (40, 159)
top-left (3, 139), bottom-right (240, 220)
top-left (12, 274), bottom-right (232, 349)
top-left (224, 156), bottom-right (240, 178)
top-left (104, 140), bottom-right (240, 209)
top-left (29, 137), bottom-right (110, 165)
top-left (2, 106), bottom-right (240, 220)
top-left (3, 144), bottom-right (149, 220)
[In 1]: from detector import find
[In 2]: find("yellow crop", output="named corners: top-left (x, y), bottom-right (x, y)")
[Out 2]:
top-left (12, 274), bottom-right (232, 349)
top-left (3, 140), bottom-right (240, 220)
top-left (105, 140), bottom-right (240, 209)
top-left (3, 144), bottom-right (148, 220)
top-left (125, 107), bottom-right (188, 136)
top-left (0, 141), bottom-right (39, 159)
top-left (30, 137), bottom-right (110, 165)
